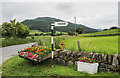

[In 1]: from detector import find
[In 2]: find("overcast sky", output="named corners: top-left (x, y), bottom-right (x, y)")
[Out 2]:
top-left (0, 0), bottom-right (119, 29)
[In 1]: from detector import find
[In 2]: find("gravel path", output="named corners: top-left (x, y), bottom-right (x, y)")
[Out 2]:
top-left (0, 42), bottom-right (37, 66)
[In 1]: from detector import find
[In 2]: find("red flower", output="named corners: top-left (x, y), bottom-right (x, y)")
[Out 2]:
top-left (19, 53), bottom-right (21, 55)
top-left (30, 55), bottom-right (34, 58)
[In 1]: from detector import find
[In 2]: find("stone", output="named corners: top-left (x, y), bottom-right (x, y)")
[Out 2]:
top-left (67, 51), bottom-right (73, 57)
top-left (112, 54), bottom-right (119, 66)
top-left (101, 54), bottom-right (104, 61)
top-left (60, 60), bottom-right (65, 65)
top-left (68, 61), bottom-right (74, 65)
top-left (82, 52), bottom-right (90, 57)
top-left (117, 55), bottom-right (120, 65)
top-left (107, 65), bottom-right (117, 71)
top-left (108, 55), bottom-right (113, 65)
top-left (77, 52), bottom-right (82, 58)
top-left (99, 63), bottom-right (107, 68)
top-left (94, 53), bottom-right (99, 60)
top-left (103, 55), bottom-right (108, 63)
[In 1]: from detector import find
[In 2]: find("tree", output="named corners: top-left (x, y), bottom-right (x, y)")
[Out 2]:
top-left (2, 19), bottom-right (30, 38)
top-left (110, 26), bottom-right (118, 29)
top-left (15, 22), bottom-right (30, 38)
top-left (76, 27), bottom-right (83, 34)
top-left (68, 30), bottom-right (75, 36)
top-left (2, 22), bottom-right (15, 38)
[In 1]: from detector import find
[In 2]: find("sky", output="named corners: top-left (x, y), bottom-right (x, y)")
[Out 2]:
top-left (0, 0), bottom-right (119, 29)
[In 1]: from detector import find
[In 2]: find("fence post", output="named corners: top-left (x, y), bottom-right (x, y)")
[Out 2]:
top-left (77, 41), bottom-right (81, 52)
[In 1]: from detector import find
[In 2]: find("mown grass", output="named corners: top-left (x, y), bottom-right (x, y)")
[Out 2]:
top-left (80, 29), bottom-right (119, 36)
top-left (1, 37), bottom-right (38, 47)
top-left (2, 56), bottom-right (120, 76)
top-left (37, 35), bottom-right (118, 54)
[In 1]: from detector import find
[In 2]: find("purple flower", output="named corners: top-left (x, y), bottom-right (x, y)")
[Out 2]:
top-left (83, 59), bottom-right (85, 62)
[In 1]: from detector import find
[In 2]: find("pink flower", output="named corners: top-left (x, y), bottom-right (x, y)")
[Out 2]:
top-left (30, 55), bottom-right (34, 58)
top-left (35, 55), bottom-right (38, 59)
top-left (83, 59), bottom-right (85, 62)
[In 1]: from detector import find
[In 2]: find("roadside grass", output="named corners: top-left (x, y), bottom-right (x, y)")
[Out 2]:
top-left (2, 56), bottom-right (120, 76)
top-left (79, 29), bottom-right (119, 36)
top-left (1, 37), bottom-right (38, 47)
top-left (36, 35), bottom-right (118, 54)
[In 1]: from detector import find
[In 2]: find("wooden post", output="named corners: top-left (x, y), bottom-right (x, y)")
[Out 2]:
top-left (77, 41), bottom-right (81, 52)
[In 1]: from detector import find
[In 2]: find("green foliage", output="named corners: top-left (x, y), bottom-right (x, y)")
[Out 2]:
top-left (76, 27), bottom-right (83, 34)
top-left (2, 19), bottom-right (30, 38)
top-left (15, 22), bottom-right (30, 38)
top-left (110, 26), bottom-right (119, 29)
top-left (2, 22), bottom-right (15, 38)
top-left (68, 30), bottom-right (75, 36)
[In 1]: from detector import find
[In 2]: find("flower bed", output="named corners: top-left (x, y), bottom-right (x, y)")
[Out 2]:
top-left (77, 56), bottom-right (99, 74)
top-left (18, 46), bottom-right (55, 63)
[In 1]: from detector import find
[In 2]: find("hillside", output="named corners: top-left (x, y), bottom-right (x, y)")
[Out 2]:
top-left (21, 17), bottom-right (98, 33)
top-left (80, 29), bottom-right (120, 36)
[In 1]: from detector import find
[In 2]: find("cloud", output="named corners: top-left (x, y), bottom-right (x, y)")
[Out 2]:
top-left (1, 2), bottom-right (118, 29)
top-left (55, 2), bottom-right (75, 14)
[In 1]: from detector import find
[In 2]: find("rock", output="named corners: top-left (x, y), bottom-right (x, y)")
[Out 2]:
top-left (97, 54), bottom-right (102, 61)
top-left (94, 53), bottom-right (99, 60)
top-left (60, 60), bottom-right (65, 65)
top-left (67, 51), bottom-right (73, 57)
top-left (112, 54), bottom-right (119, 66)
top-left (68, 61), bottom-right (73, 65)
top-left (82, 52), bottom-right (90, 57)
top-left (77, 52), bottom-right (82, 58)
top-left (101, 54), bottom-right (104, 61)
top-left (117, 55), bottom-right (120, 65)
top-left (103, 55), bottom-right (108, 63)
top-left (108, 55), bottom-right (113, 65)
top-left (99, 63), bottom-right (107, 68)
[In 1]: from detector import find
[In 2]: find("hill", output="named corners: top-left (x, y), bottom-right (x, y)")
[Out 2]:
top-left (21, 17), bottom-right (98, 33)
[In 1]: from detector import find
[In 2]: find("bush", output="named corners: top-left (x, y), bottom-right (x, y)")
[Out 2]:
top-left (68, 30), bottom-right (75, 36)
top-left (76, 27), bottom-right (83, 34)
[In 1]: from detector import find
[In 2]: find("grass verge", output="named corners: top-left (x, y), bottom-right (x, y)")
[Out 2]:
top-left (2, 56), bottom-right (120, 76)
top-left (1, 37), bottom-right (38, 47)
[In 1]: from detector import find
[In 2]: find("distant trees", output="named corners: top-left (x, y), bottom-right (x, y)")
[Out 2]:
top-left (76, 27), bottom-right (84, 34)
top-left (2, 19), bottom-right (30, 38)
top-left (110, 26), bottom-right (119, 29)
top-left (68, 30), bottom-right (75, 36)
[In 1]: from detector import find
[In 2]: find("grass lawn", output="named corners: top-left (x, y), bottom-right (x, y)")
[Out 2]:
top-left (2, 56), bottom-right (120, 77)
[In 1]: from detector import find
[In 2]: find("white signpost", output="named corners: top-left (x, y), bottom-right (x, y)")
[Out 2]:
top-left (51, 21), bottom-right (68, 67)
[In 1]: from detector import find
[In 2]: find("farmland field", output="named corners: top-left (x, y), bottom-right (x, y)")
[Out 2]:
top-left (79, 29), bottom-right (119, 36)
top-left (37, 35), bottom-right (118, 54)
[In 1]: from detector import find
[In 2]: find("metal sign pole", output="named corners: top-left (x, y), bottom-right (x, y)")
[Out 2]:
top-left (51, 25), bottom-right (54, 68)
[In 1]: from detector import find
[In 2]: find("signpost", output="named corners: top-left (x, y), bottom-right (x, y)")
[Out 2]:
top-left (51, 21), bottom-right (68, 67)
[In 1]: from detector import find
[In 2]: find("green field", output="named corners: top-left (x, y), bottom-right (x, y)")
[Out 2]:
top-left (80, 29), bottom-right (119, 36)
top-left (37, 35), bottom-right (118, 54)
top-left (2, 56), bottom-right (120, 76)
top-left (29, 30), bottom-right (67, 35)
